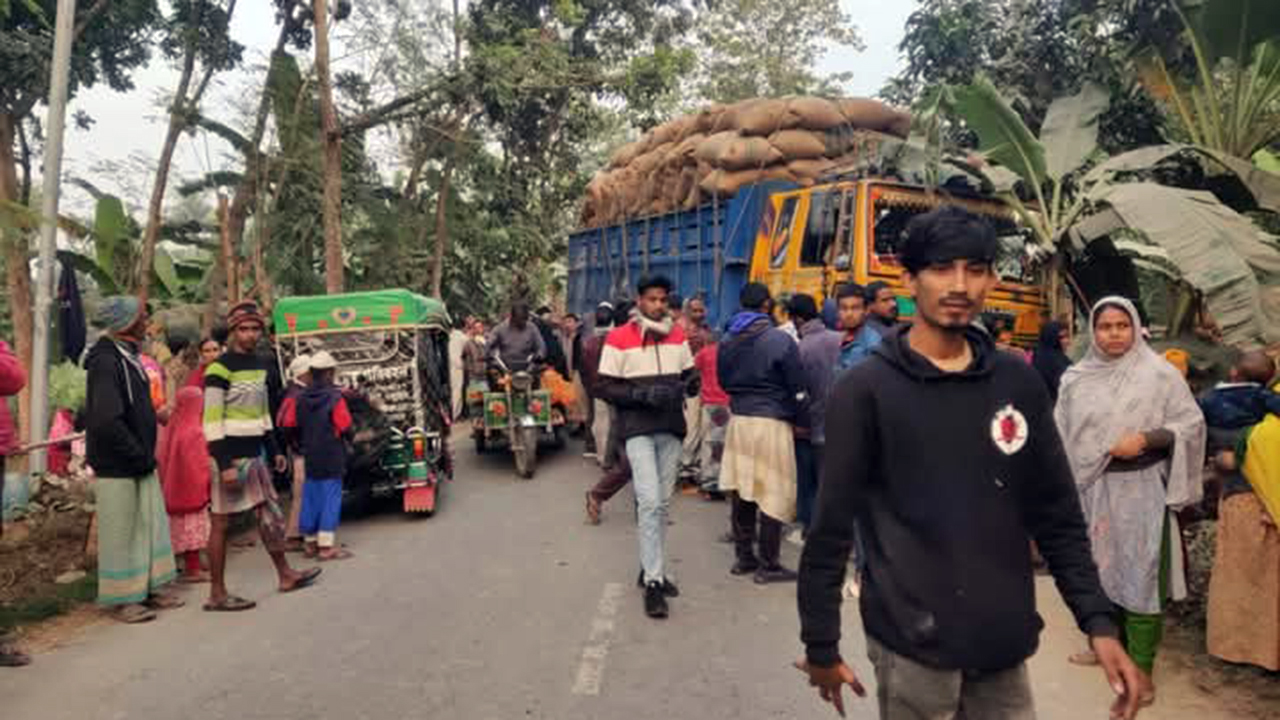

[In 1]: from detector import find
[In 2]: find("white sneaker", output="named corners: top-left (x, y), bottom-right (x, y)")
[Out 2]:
top-left (785, 528), bottom-right (805, 547)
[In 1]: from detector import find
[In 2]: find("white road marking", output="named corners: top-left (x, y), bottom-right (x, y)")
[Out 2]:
top-left (571, 582), bottom-right (625, 696)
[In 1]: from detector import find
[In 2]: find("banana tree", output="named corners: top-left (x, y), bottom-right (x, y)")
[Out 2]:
top-left (1135, 0), bottom-right (1280, 159)
top-left (943, 75), bottom-right (1111, 249)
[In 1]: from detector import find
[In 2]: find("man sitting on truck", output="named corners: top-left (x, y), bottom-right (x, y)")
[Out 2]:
top-left (487, 301), bottom-right (546, 375)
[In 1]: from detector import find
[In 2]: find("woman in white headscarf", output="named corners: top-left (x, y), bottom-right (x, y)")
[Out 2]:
top-left (1055, 296), bottom-right (1206, 704)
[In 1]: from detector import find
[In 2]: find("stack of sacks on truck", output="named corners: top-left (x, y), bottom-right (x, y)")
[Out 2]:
top-left (580, 96), bottom-right (912, 228)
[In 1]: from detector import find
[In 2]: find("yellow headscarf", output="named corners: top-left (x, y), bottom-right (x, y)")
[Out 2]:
top-left (1164, 348), bottom-right (1189, 377)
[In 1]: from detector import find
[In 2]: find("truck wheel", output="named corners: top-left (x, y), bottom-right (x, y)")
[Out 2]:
top-left (514, 426), bottom-right (538, 479)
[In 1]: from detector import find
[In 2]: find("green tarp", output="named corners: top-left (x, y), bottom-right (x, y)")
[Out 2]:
top-left (274, 289), bottom-right (450, 336)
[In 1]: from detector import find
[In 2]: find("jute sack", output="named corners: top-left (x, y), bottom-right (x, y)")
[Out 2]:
top-left (717, 136), bottom-right (784, 171)
top-left (610, 140), bottom-right (644, 169)
top-left (789, 97), bottom-right (846, 131)
top-left (693, 131), bottom-right (739, 165)
top-left (734, 98), bottom-right (802, 136)
top-left (787, 157), bottom-right (836, 180)
top-left (769, 129), bottom-right (827, 160)
top-left (837, 98), bottom-right (912, 137)
top-left (699, 168), bottom-right (765, 197)
top-left (694, 104), bottom-right (727, 134)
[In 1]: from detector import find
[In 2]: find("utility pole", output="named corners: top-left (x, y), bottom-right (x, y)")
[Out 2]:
top-left (28, 0), bottom-right (79, 473)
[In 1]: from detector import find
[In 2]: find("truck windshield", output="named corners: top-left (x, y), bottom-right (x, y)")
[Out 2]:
top-left (870, 192), bottom-right (1036, 285)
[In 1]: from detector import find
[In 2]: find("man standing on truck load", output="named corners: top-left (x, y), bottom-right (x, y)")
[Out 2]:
top-left (203, 301), bottom-right (321, 612)
top-left (718, 283), bottom-right (805, 584)
top-left (864, 280), bottom-right (901, 335)
top-left (594, 278), bottom-right (697, 619)
top-left (797, 206), bottom-right (1145, 720)
top-left (487, 301), bottom-right (546, 373)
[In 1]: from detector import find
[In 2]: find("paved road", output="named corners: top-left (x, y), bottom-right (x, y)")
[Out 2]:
top-left (1, 442), bottom-right (1234, 720)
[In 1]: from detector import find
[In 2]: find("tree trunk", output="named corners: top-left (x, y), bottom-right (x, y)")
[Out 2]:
top-left (0, 113), bottom-right (33, 450)
top-left (217, 193), bottom-right (239, 304)
top-left (430, 155), bottom-right (457, 299)
top-left (314, 0), bottom-right (344, 294)
top-left (136, 54), bottom-right (197, 303)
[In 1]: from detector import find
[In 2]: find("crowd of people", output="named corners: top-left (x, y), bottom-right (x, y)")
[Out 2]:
top-left (0, 204), bottom-right (1277, 720)
top-left (562, 205), bottom-right (1279, 719)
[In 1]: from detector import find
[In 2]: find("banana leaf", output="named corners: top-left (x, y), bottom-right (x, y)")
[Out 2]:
top-left (1040, 83), bottom-right (1109, 180)
top-left (1184, 0), bottom-right (1280, 67)
top-left (952, 74), bottom-right (1047, 190)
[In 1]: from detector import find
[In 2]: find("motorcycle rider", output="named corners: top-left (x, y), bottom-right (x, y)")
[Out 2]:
top-left (487, 301), bottom-right (547, 376)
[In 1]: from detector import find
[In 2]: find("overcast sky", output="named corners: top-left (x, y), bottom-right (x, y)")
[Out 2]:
top-left (54, 0), bottom-right (917, 215)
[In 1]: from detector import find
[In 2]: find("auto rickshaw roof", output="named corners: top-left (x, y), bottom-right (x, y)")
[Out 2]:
top-left (273, 289), bottom-right (451, 336)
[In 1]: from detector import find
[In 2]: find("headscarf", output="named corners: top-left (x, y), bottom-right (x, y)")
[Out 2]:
top-left (1031, 320), bottom-right (1071, 400)
top-left (1163, 348), bottom-right (1189, 377)
top-left (157, 386), bottom-right (212, 514)
top-left (93, 296), bottom-right (141, 334)
top-left (1054, 296), bottom-right (1206, 508)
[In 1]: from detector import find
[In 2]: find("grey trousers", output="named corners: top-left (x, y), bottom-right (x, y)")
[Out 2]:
top-left (867, 637), bottom-right (1036, 720)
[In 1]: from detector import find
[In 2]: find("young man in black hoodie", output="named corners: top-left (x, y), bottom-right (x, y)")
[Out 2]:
top-left (797, 206), bottom-right (1145, 720)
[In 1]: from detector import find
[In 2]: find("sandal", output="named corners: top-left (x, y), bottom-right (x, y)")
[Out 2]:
top-left (1068, 650), bottom-right (1099, 667)
top-left (145, 593), bottom-right (187, 611)
top-left (203, 595), bottom-right (256, 612)
top-left (279, 566), bottom-right (322, 593)
top-left (112, 604), bottom-right (158, 624)
top-left (318, 548), bottom-right (354, 562)
top-left (0, 645), bottom-right (32, 667)
top-left (284, 538), bottom-right (307, 553)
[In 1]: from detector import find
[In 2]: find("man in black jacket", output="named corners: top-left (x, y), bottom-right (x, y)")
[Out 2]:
top-left (594, 277), bottom-right (697, 619)
top-left (84, 296), bottom-right (182, 623)
top-left (797, 207), bottom-right (1145, 720)
top-left (718, 283), bottom-right (806, 583)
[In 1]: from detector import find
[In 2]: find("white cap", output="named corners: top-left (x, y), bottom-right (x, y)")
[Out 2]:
top-left (288, 355), bottom-right (312, 378)
top-left (310, 350), bottom-right (338, 370)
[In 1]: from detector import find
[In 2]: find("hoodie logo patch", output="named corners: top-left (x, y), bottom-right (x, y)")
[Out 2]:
top-left (991, 404), bottom-right (1028, 455)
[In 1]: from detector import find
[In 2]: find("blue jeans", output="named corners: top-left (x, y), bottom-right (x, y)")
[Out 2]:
top-left (626, 433), bottom-right (682, 584)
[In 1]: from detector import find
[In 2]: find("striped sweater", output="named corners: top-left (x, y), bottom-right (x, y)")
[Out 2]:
top-left (595, 319), bottom-right (696, 440)
top-left (203, 351), bottom-right (280, 471)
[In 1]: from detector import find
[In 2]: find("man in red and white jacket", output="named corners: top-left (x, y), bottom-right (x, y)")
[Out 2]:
top-left (594, 275), bottom-right (698, 619)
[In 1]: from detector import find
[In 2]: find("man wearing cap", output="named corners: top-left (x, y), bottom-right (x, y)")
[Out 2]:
top-left (84, 296), bottom-right (183, 623)
top-left (203, 301), bottom-right (320, 611)
top-left (278, 351), bottom-right (353, 561)
top-left (797, 207), bottom-right (1145, 720)
top-left (594, 277), bottom-right (697, 619)
top-left (280, 354), bottom-right (312, 551)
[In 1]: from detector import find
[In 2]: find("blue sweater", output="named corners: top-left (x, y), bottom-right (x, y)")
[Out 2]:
top-left (717, 314), bottom-right (805, 422)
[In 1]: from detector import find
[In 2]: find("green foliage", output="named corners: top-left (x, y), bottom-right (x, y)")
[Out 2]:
top-left (687, 0), bottom-right (863, 104)
top-left (888, 0), bottom-right (1166, 154)
top-left (48, 361), bottom-right (86, 412)
top-left (1132, 0), bottom-right (1280, 157)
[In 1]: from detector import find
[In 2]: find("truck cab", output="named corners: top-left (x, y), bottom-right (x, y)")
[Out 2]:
top-left (749, 180), bottom-right (1048, 343)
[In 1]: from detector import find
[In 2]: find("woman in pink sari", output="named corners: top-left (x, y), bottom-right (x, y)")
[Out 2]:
top-left (158, 387), bottom-right (213, 582)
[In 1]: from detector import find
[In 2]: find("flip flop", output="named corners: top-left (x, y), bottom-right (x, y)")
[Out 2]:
top-left (0, 648), bottom-right (32, 667)
top-left (279, 566), bottom-right (322, 593)
top-left (318, 548), bottom-right (354, 562)
top-left (112, 604), bottom-right (158, 624)
top-left (203, 595), bottom-right (256, 612)
top-left (145, 593), bottom-right (187, 610)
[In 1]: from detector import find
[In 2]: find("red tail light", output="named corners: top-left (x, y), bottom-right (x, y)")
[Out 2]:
top-left (413, 437), bottom-right (425, 459)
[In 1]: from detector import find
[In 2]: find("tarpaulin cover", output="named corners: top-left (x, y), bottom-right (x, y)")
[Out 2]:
top-left (274, 289), bottom-right (450, 336)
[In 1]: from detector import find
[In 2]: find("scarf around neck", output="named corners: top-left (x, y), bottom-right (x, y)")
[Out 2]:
top-left (637, 313), bottom-right (674, 340)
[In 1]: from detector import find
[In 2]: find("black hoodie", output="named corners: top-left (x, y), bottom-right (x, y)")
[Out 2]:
top-left (83, 337), bottom-right (158, 478)
top-left (798, 325), bottom-right (1118, 672)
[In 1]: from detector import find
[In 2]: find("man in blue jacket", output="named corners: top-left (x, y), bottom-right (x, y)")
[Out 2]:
top-left (718, 283), bottom-right (806, 584)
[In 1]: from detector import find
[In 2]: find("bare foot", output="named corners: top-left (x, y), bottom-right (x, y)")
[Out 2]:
top-left (179, 571), bottom-right (212, 584)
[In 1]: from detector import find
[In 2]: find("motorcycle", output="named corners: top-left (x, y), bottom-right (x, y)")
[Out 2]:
top-left (468, 355), bottom-right (564, 479)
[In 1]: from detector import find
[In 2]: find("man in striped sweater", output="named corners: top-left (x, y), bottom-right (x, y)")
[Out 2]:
top-left (203, 301), bottom-right (320, 612)
top-left (594, 276), bottom-right (698, 619)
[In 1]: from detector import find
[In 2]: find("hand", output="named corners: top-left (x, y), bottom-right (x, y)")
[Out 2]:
top-left (794, 658), bottom-right (866, 717)
top-left (1109, 433), bottom-right (1147, 460)
top-left (274, 455), bottom-right (288, 473)
top-left (220, 468), bottom-right (239, 488)
top-left (1214, 450), bottom-right (1238, 472)
top-left (1091, 635), bottom-right (1146, 720)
